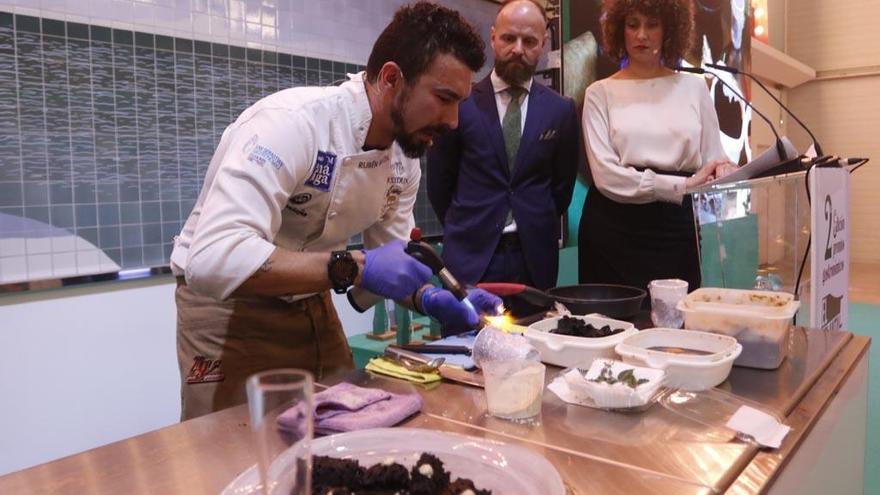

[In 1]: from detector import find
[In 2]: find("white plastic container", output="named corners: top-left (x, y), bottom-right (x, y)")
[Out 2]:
top-left (525, 314), bottom-right (637, 368)
top-left (615, 328), bottom-right (742, 391)
top-left (676, 288), bottom-right (800, 369)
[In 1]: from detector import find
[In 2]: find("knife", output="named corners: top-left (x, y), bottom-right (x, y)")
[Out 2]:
top-left (396, 344), bottom-right (472, 355)
top-left (385, 346), bottom-right (484, 388)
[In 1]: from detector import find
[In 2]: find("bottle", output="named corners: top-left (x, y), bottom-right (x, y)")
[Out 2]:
top-left (766, 266), bottom-right (784, 292)
top-left (753, 268), bottom-right (771, 291)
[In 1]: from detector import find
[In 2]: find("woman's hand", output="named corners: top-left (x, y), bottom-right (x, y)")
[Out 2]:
top-left (708, 159), bottom-right (739, 180)
top-left (685, 161), bottom-right (719, 189)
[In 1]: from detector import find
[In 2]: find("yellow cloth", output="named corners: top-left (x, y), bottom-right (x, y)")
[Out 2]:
top-left (366, 357), bottom-right (442, 384)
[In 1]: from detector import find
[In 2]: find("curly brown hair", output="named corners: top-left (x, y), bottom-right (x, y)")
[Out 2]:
top-left (601, 0), bottom-right (694, 67)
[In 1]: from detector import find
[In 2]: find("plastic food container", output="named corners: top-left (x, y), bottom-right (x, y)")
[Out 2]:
top-left (676, 288), bottom-right (799, 369)
top-left (525, 314), bottom-right (637, 368)
top-left (615, 328), bottom-right (742, 391)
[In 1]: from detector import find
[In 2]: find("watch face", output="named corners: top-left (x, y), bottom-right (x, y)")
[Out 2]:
top-left (329, 251), bottom-right (357, 291)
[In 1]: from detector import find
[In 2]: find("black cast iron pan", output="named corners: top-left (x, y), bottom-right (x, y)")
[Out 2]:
top-left (477, 282), bottom-right (646, 320)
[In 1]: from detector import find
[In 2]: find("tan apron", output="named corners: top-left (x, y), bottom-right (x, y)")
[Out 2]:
top-left (175, 279), bottom-right (354, 420)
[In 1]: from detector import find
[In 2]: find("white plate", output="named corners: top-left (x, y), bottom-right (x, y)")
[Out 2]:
top-left (221, 427), bottom-right (565, 495)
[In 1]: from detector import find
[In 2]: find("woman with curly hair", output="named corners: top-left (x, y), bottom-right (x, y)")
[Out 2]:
top-left (578, 0), bottom-right (736, 297)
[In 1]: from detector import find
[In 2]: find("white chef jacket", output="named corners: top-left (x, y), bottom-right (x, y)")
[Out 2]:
top-left (583, 73), bottom-right (727, 205)
top-left (170, 72), bottom-right (421, 301)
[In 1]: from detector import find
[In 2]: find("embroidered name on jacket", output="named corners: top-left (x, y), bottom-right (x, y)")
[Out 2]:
top-left (244, 135), bottom-right (285, 169)
top-left (305, 150), bottom-right (337, 191)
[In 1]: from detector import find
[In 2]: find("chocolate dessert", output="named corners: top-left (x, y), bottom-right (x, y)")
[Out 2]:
top-left (550, 316), bottom-right (625, 338)
top-left (311, 452), bottom-right (491, 494)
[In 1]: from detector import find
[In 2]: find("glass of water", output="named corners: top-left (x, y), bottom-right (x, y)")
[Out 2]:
top-left (246, 369), bottom-right (313, 495)
top-left (648, 279), bottom-right (689, 328)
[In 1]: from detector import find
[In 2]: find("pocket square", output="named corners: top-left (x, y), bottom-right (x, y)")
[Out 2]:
top-left (539, 129), bottom-right (558, 141)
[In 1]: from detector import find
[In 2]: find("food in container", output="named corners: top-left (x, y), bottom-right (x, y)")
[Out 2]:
top-left (525, 314), bottom-right (637, 368)
top-left (562, 359), bottom-right (665, 409)
top-left (676, 288), bottom-right (799, 369)
top-left (615, 328), bottom-right (741, 391)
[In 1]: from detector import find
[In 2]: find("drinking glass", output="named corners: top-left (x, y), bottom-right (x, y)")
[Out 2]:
top-left (246, 369), bottom-right (313, 495)
top-left (648, 279), bottom-right (689, 328)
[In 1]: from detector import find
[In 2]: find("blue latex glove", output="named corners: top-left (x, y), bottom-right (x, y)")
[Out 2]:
top-left (422, 287), bottom-right (502, 336)
top-left (359, 240), bottom-right (432, 301)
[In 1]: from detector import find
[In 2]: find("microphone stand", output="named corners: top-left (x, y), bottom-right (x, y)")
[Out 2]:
top-left (706, 62), bottom-right (824, 156)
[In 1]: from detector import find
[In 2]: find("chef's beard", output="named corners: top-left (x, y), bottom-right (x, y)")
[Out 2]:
top-left (495, 55), bottom-right (537, 87)
top-left (390, 87), bottom-right (449, 158)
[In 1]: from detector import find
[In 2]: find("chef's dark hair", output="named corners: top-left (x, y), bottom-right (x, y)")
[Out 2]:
top-left (366, 1), bottom-right (485, 84)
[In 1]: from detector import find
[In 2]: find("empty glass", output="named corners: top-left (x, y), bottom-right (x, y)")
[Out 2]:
top-left (648, 279), bottom-right (689, 328)
top-left (246, 369), bottom-right (314, 495)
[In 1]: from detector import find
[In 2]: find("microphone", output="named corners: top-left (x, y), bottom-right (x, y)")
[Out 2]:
top-left (674, 66), bottom-right (790, 162)
top-left (706, 62), bottom-right (824, 156)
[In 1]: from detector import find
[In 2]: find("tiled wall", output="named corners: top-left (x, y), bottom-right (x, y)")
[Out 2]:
top-left (0, 0), bottom-right (498, 284)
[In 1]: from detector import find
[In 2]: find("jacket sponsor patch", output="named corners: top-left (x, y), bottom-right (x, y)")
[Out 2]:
top-left (243, 134), bottom-right (285, 169)
top-left (305, 150), bottom-right (337, 191)
top-left (185, 356), bottom-right (224, 383)
top-left (378, 184), bottom-right (403, 221)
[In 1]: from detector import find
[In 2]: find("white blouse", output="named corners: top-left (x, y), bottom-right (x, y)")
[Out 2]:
top-left (582, 73), bottom-right (727, 204)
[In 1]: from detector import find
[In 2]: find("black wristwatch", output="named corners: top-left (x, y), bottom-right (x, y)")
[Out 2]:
top-left (328, 251), bottom-right (358, 294)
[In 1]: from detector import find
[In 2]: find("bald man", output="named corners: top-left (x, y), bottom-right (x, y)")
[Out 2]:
top-left (426, 0), bottom-right (579, 314)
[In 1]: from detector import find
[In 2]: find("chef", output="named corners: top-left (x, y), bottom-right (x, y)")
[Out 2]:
top-left (170, 2), bottom-right (500, 420)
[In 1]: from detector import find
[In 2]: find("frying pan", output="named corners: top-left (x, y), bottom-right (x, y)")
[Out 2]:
top-left (477, 282), bottom-right (646, 320)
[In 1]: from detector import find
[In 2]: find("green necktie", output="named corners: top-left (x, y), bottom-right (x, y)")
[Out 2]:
top-left (501, 86), bottom-right (525, 227)
top-left (502, 86), bottom-right (525, 172)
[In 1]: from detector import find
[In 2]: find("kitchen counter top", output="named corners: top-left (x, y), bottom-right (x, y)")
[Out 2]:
top-left (0, 327), bottom-right (868, 494)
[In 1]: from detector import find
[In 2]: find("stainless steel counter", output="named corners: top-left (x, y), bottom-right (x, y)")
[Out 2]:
top-left (0, 327), bottom-right (868, 495)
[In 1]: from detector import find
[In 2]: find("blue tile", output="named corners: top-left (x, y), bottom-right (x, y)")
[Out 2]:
top-left (50, 204), bottom-right (74, 228)
top-left (120, 202), bottom-right (141, 224)
top-left (142, 222), bottom-right (161, 244)
top-left (98, 203), bottom-right (120, 225)
top-left (24, 205), bottom-right (50, 224)
top-left (0, 182), bottom-right (22, 207)
top-left (76, 226), bottom-right (98, 246)
top-left (98, 226), bottom-right (120, 248)
top-left (24, 182), bottom-right (49, 205)
top-left (121, 246), bottom-right (143, 267)
top-left (75, 204), bottom-right (97, 227)
top-left (141, 201), bottom-right (160, 223)
top-left (121, 224), bottom-right (142, 247)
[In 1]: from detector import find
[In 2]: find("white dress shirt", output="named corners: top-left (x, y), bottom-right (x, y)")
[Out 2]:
top-left (582, 73), bottom-right (727, 205)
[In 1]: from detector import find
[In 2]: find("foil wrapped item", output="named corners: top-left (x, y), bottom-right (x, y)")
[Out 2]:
top-left (472, 325), bottom-right (540, 369)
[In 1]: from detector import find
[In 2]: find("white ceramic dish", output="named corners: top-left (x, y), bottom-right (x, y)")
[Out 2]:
top-left (676, 288), bottom-right (799, 369)
top-left (525, 314), bottom-right (637, 368)
top-left (615, 328), bottom-right (742, 391)
top-left (221, 427), bottom-right (565, 495)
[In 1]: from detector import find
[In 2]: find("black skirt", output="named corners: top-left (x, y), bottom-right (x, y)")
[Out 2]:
top-left (578, 186), bottom-right (701, 295)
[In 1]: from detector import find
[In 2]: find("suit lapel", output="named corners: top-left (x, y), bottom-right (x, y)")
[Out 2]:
top-left (473, 76), bottom-right (510, 174)
top-left (512, 82), bottom-right (546, 180)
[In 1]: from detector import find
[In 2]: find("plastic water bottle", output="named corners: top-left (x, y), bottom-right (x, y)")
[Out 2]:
top-left (754, 268), bottom-right (771, 291)
top-left (766, 266), bottom-right (784, 292)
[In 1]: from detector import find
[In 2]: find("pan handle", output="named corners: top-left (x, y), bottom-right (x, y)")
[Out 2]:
top-left (476, 282), bottom-right (527, 296)
top-left (476, 283), bottom-right (555, 306)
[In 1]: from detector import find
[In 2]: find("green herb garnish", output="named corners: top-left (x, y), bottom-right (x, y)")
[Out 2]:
top-left (588, 362), bottom-right (649, 389)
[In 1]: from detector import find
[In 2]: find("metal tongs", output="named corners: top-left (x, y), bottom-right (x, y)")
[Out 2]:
top-left (383, 346), bottom-right (445, 373)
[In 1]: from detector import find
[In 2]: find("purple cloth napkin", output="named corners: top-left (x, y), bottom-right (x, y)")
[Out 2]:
top-left (277, 382), bottom-right (422, 435)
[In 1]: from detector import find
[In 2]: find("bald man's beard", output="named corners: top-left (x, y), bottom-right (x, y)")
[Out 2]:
top-left (495, 55), bottom-right (537, 86)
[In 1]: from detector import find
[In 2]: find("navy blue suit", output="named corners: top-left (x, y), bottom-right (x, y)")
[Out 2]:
top-left (427, 76), bottom-right (579, 290)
